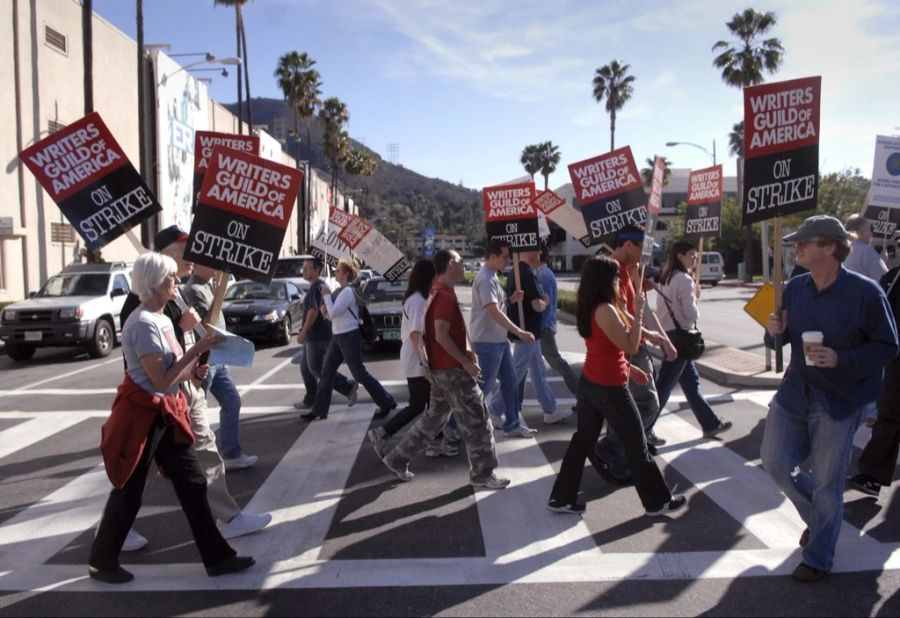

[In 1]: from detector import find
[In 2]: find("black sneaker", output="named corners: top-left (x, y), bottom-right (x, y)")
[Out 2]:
top-left (646, 494), bottom-right (687, 516)
top-left (792, 562), bottom-right (828, 583)
top-left (546, 499), bottom-right (586, 515)
top-left (849, 473), bottom-right (881, 497)
top-left (646, 429), bottom-right (666, 447)
top-left (88, 565), bottom-right (134, 584)
top-left (206, 555), bottom-right (255, 577)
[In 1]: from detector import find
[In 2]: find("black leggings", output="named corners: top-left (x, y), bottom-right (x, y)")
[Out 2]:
top-left (382, 377), bottom-right (431, 437)
top-left (90, 416), bottom-right (235, 570)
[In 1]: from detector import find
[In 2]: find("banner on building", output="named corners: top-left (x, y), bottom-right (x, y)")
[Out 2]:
top-left (424, 227), bottom-right (436, 257)
top-left (193, 132), bottom-right (259, 212)
top-left (742, 76), bottom-right (821, 225)
top-left (338, 212), bottom-right (411, 281)
top-left (482, 181), bottom-right (539, 251)
top-left (568, 146), bottom-right (646, 246)
top-left (154, 51), bottom-right (209, 231)
top-left (684, 164), bottom-right (723, 239)
top-left (185, 147), bottom-right (301, 283)
top-left (19, 112), bottom-right (161, 250)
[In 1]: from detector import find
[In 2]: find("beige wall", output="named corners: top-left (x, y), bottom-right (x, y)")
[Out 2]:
top-left (1, 0), bottom-right (307, 302)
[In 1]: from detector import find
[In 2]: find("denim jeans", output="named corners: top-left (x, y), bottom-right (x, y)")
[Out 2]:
top-left (504, 339), bottom-right (557, 413)
top-left (541, 327), bottom-right (580, 396)
top-left (473, 340), bottom-right (522, 431)
top-left (655, 357), bottom-right (722, 432)
top-left (550, 377), bottom-right (671, 511)
top-left (202, 363), bottom-right (243, 460)
top-left (760, 397), bottom-right (863, 572)
top-left (312, 329), bottom-right (395, 418)
top-left (299, 339), bottom-right (355, 405)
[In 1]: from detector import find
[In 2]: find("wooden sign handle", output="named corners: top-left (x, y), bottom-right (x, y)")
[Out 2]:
top-left (694, 237), bottom-right (704, 298)
top-left (513, 252), bottom-right (525, 329)
top-left (773, 216), bottom-right (784, 373)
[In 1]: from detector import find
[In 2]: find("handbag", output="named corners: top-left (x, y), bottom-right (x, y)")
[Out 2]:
top-left (344, 287), bottom-right (379, 344)
top-left (658, 288), bottom-right (705, 361)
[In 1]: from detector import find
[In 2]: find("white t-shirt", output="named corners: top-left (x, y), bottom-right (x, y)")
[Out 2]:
top-left (122, 307), bottom-right (183, 396)
top-left (400, 292), bottom-right (427, 378)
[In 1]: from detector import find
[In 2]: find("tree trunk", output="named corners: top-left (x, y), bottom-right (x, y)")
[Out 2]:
top-left (543, 174), bottom-right (549, 190)
top-left (235, 5), bottom-right (242, 133)
top-left (239, 6), bottom-right (252, 129)
top-left (609, 108), bottom-right (616, 151)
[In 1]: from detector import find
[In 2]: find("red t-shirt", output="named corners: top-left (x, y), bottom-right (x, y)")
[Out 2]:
top-left (425, 282), bottom-right (466, 370)
top-left (617, 259), bottom-right (636, 315)
top-left (582, 309), bottom-right (628, 386)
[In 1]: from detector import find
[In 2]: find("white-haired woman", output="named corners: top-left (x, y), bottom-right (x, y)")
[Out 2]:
top-left (89, 252), bottom-right (253, 584)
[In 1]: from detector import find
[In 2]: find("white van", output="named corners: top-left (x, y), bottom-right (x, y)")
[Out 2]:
top-left (699, 251), bottom-right (725, 285)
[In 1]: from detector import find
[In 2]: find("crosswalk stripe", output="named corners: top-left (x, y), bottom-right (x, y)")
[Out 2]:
top-left (0, 413), bottom-right (88, 460)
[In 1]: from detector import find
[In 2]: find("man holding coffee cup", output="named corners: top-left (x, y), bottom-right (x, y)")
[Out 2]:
top-left (763, 215), bottom-right (898, 583)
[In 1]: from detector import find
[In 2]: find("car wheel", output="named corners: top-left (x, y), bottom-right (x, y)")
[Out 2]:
top-left (6, 343), bottom-right (36, 361)
top-left (87, 319), bottom-right (114, 358)
top-left (276, 316), bottom-right (291, 346)
top-left (710, 281), bottom-right (719, 287)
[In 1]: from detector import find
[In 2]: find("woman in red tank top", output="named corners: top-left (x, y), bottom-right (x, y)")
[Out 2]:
top-left (547, 256), bottom-right (685, 517)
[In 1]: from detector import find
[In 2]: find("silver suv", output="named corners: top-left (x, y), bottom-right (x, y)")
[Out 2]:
top-left (0, 262), bottom-right (132, 361)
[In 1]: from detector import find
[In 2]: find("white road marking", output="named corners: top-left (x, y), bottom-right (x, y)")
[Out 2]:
top-left (0, 413), bottom-right (89, 459)
top-left (0, 356), bottom-right (123, 397)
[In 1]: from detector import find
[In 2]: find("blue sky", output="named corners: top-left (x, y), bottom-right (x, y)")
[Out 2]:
top-left (93, 0), bottom-right (900, 191)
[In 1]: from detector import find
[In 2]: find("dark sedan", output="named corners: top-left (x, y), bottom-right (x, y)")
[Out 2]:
top-left (361, 277), bottom-right (406, 346)
top-left (222, 279), bottom-right (305, 346)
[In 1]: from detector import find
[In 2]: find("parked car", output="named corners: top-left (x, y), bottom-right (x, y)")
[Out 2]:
top-left (273, 255), bottom-right (337, 292)
top-left (0, 261), bottom-right (132, 360)
top-left (361, 276), bottom-right (405, 346)
top-left (221, 278), bottom-right (305, 346)
top-left (357, 268), bottom-right (377, 286)
top-left (699, 251), bottom-right (726, 285)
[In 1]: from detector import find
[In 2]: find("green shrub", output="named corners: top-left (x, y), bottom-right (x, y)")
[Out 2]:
top-left (558, 290), bottom-right (577, 316)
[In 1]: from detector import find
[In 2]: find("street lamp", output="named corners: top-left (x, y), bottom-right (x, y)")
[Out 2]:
top-left (665, 140), bottom-right (716, 165)
top-left (158, 56), bottom-right (241, 86)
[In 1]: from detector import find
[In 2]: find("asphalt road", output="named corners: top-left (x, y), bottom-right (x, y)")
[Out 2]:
top-left (0, 287), bottom-right (897, 616)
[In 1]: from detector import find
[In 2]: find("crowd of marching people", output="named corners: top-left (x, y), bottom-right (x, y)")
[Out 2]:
top-left (89, 213), bottom-right (900, 586)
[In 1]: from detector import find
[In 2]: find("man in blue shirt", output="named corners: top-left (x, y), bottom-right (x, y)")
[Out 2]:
top-left (294, 258), bottom-right (358, 410)
top-left (764, 215), bottom-right (898, 583)
top-left (536, 243), bottom-right (580, 396)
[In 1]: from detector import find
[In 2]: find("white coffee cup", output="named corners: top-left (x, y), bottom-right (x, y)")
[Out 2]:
top-left (802, 331), bottom-right (824, 366)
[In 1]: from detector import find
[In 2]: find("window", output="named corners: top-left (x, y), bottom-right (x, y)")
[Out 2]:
top-left (44, 25), bottom-right (67, 56)
top-left (48, 119), bottom-right (66, 134)
top-left (112, 275), bottom-right (130, 295)
top-left (50, 222), bottom-right (76, 243)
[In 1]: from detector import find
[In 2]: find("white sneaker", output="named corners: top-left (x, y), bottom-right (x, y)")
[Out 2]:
top-left (381, 456), bottom-right (415, 482)
top-left (543, 408), bottom-right (574, 425)
top-left (122, 528), bottom-right (148, 552)
top-left (368, 427), bottom-right (387, 459)
top-left (505, 425), bottom-right (536, 439)
top-left (223, 454), bottom-right (258, 471)
top-left (425, 442), bottom-right (460, 458)
top-left (347, 382), bottom-right (359, 406)
top-left (490, 413), bottom-right (505, 430)
top-left (217, 511), bottom-right (272, 540)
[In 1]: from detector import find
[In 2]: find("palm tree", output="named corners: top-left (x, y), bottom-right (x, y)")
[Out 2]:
top-left (538, 141), bottom-right (561, 190)
top-left (640, 156), bottom-right (672, 188)
top-left (592, 60), bottom-right (635, 151)
top-left (214, 0), bottom-right (254, 132)
top-left (712, 8), bottom-right (784, 282)
top-left (728, 121), bottom-right (744, 158)
top-left (343, 150), bottom-right (377, 177)
top-left (274, 51), bottom-right (315, 158)
top-left (520, 144), bottom-right (542, 184)
top-left (320, 97), bottom-right (350, 202)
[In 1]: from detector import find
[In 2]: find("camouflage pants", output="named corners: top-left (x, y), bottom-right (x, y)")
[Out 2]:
top-left (384, 367), bottom-right (499, 483)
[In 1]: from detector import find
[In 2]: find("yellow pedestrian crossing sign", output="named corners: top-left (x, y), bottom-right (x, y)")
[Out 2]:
top-left (744, 283), bottom-right (775, 328)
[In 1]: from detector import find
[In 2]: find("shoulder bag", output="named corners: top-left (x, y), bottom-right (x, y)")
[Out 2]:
top-left (658, 287), bottom-right (705, 361)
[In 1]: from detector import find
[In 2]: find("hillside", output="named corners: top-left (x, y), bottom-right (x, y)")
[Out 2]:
top-left (227, 98), bottom-right (484, 253)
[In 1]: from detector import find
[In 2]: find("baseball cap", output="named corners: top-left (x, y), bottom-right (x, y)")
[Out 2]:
top-left (782, 215), bottom-right (849, 243)
top-left (153, 225), bottom-right (189, 251)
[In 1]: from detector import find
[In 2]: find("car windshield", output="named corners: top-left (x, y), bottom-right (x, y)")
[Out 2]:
top-left (273, 261), bottom-right (302, 278)
top-left (224, 282), bottom-right (286, 301)
top-left (365, 280), bottom-right (406, 301)
top-left (37, 273), bottom-right (108, 297)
